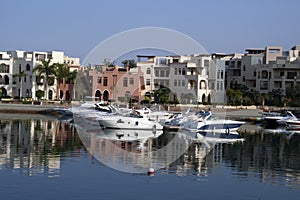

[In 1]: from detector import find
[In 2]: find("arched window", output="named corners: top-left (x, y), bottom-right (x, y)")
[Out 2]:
top-left (0, 75), bottom-right (3, 84)
top-left (199, 80), bottom-right (206, 89)
top-left (4, 75), bottom-right (9, 85)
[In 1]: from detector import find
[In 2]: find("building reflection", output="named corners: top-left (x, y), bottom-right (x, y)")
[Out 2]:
top-left (222, 132), bottom-right (300, 188)
top-left (0, 116), bottom-right (81, 177)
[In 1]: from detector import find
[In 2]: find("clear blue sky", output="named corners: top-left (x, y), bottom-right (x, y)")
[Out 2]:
top-left (1, 0), bottom-right (299, 63)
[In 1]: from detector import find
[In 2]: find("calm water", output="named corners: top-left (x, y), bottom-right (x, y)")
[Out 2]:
top-left (0, 114), bottom-right (299, 200)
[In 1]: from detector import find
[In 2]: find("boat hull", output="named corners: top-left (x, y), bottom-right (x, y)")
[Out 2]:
top-left (98, 116), bottom-right (163, 130)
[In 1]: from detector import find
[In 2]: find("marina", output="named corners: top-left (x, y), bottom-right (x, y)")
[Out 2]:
top-left (0, 111), bottom-right (299, 199)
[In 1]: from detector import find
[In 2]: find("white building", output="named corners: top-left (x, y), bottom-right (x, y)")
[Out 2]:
top-left (0, 50), bottom-right (80, 100)
top-left (136, 54), bottom-right (226, 104)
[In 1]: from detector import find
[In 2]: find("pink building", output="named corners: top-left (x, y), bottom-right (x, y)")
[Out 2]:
top-left (89, 66), bottom-right (145, 102)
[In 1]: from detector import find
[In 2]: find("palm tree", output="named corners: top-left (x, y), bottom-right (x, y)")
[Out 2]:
top-left (122, 59), bottom-right (136, 68)
top-left (13, 70), bottom-right (27, 100)
top-left (55, 63), bottom-right (69, 101)
top-left (55, 64), bottom-right (78, 101)
top-left (33, 58), bottom-right (56, 100)
top-left (68, 69), bottom-right (78, 100)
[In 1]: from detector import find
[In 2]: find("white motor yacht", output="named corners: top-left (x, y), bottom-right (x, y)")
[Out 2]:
top-left (183, 111), bottom-right (245, 133)
top-left (98, 109), bottom-right (163, 130)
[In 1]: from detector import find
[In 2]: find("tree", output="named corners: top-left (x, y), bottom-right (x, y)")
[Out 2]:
top-left (122, 59), bottom-right (136, 68)
top-left (55, 64), bottom-right (78, 101)
top-left (13, 70), bottom-right (27, 100)
top-left (33, 58), bottom-right (56, 100)
top-left (154, 86), bottom-right (171, 104)
top-left (286, 84), bottom-right (300, 106)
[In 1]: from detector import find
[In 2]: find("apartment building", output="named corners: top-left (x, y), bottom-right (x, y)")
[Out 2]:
top-left (225, 45), bottom-right (300, 101)
top-left (89, 65), bottom-right (144, 102)
top-left (0, 50), bottom-right (80, 100)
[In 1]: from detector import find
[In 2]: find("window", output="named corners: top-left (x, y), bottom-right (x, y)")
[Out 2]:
top-left (129, 78), bottom-right (134, 85)
top-left (174, 80), bottom-right (177, 87)
top-left (24, 76), bottom-right (26, 83)
top-left (287, 72), bottom-right (297, 79)
top-left (0, 64), bottom-right (9, 73)
top-left (97, 77), bottom-right (102, 84)
top-left (26, 64), bottom-right (30, 71)
top-left (182, 68), bottom-right (186, 75)
top-left (166, 70), bottom-right (169, 77)
top-left (182, 80), bottom-right (185, 86)
top-left (179, 68), bottom-right (181, 75)
top-left (178, 80), bottom-right (181, 86)
top-left (217, 70), bottom-right (220, 79)
top-left (146, 68), bottom-right (151, 74)
top-left (204, 60), bottom-right (209, 67)
top-left (165, 80), bottom-right (169, 87)
top-left (160, 70), bottom-right (165, 77)
top-left (103, 77), bottom-right (108, 86)
top-left (155, 70), bottom-right (159, 77)
top-left (19, 64), bottom-right (21, 73)
top-left (146, 79), bottom-right (150, 85)
top-left (123, 77), bottom-right (128, 87)
top-left (254, 71), bottom-right (256, 76)
top-left (260, 81), bottom-right (268, 90)
top-left (243, 76), bottom-right (245, 82)
top-left (221, 70), bottom-right (224, 79)
top-left (174, 68), bottom-right (177, 75)
top-left (243, 65), bottom-right (246, 71)
top-left (262, 70), bottom-right (268, 79)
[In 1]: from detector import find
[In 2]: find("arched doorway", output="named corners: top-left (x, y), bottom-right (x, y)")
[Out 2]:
top-left (202, 94), bottom-right (206, 103)
top-left (48, 90), bottom-right (53, 100)
top-left (103, 90), bottom-right (109, 101)
top-left (0, 87), bottom-right (7, 96)
top-left (208, 94), bottom-right (211, 104)
top-left (95, 90), bottom-right (102, 101)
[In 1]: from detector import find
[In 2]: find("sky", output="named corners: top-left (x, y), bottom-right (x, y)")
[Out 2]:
top-left (1, 0), bottom-right (299, 64)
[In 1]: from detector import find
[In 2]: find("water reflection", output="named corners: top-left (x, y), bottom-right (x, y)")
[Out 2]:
top-left (223, 132), bottom-right (300, 189)
top-left (0, 114), bottom-right (82, 177)
top-left (0, 114), bottom-right (300, 189)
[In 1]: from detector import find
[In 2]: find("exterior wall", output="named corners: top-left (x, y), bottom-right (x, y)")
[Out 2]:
top-left (89, 66), bottom-right (144, 102)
